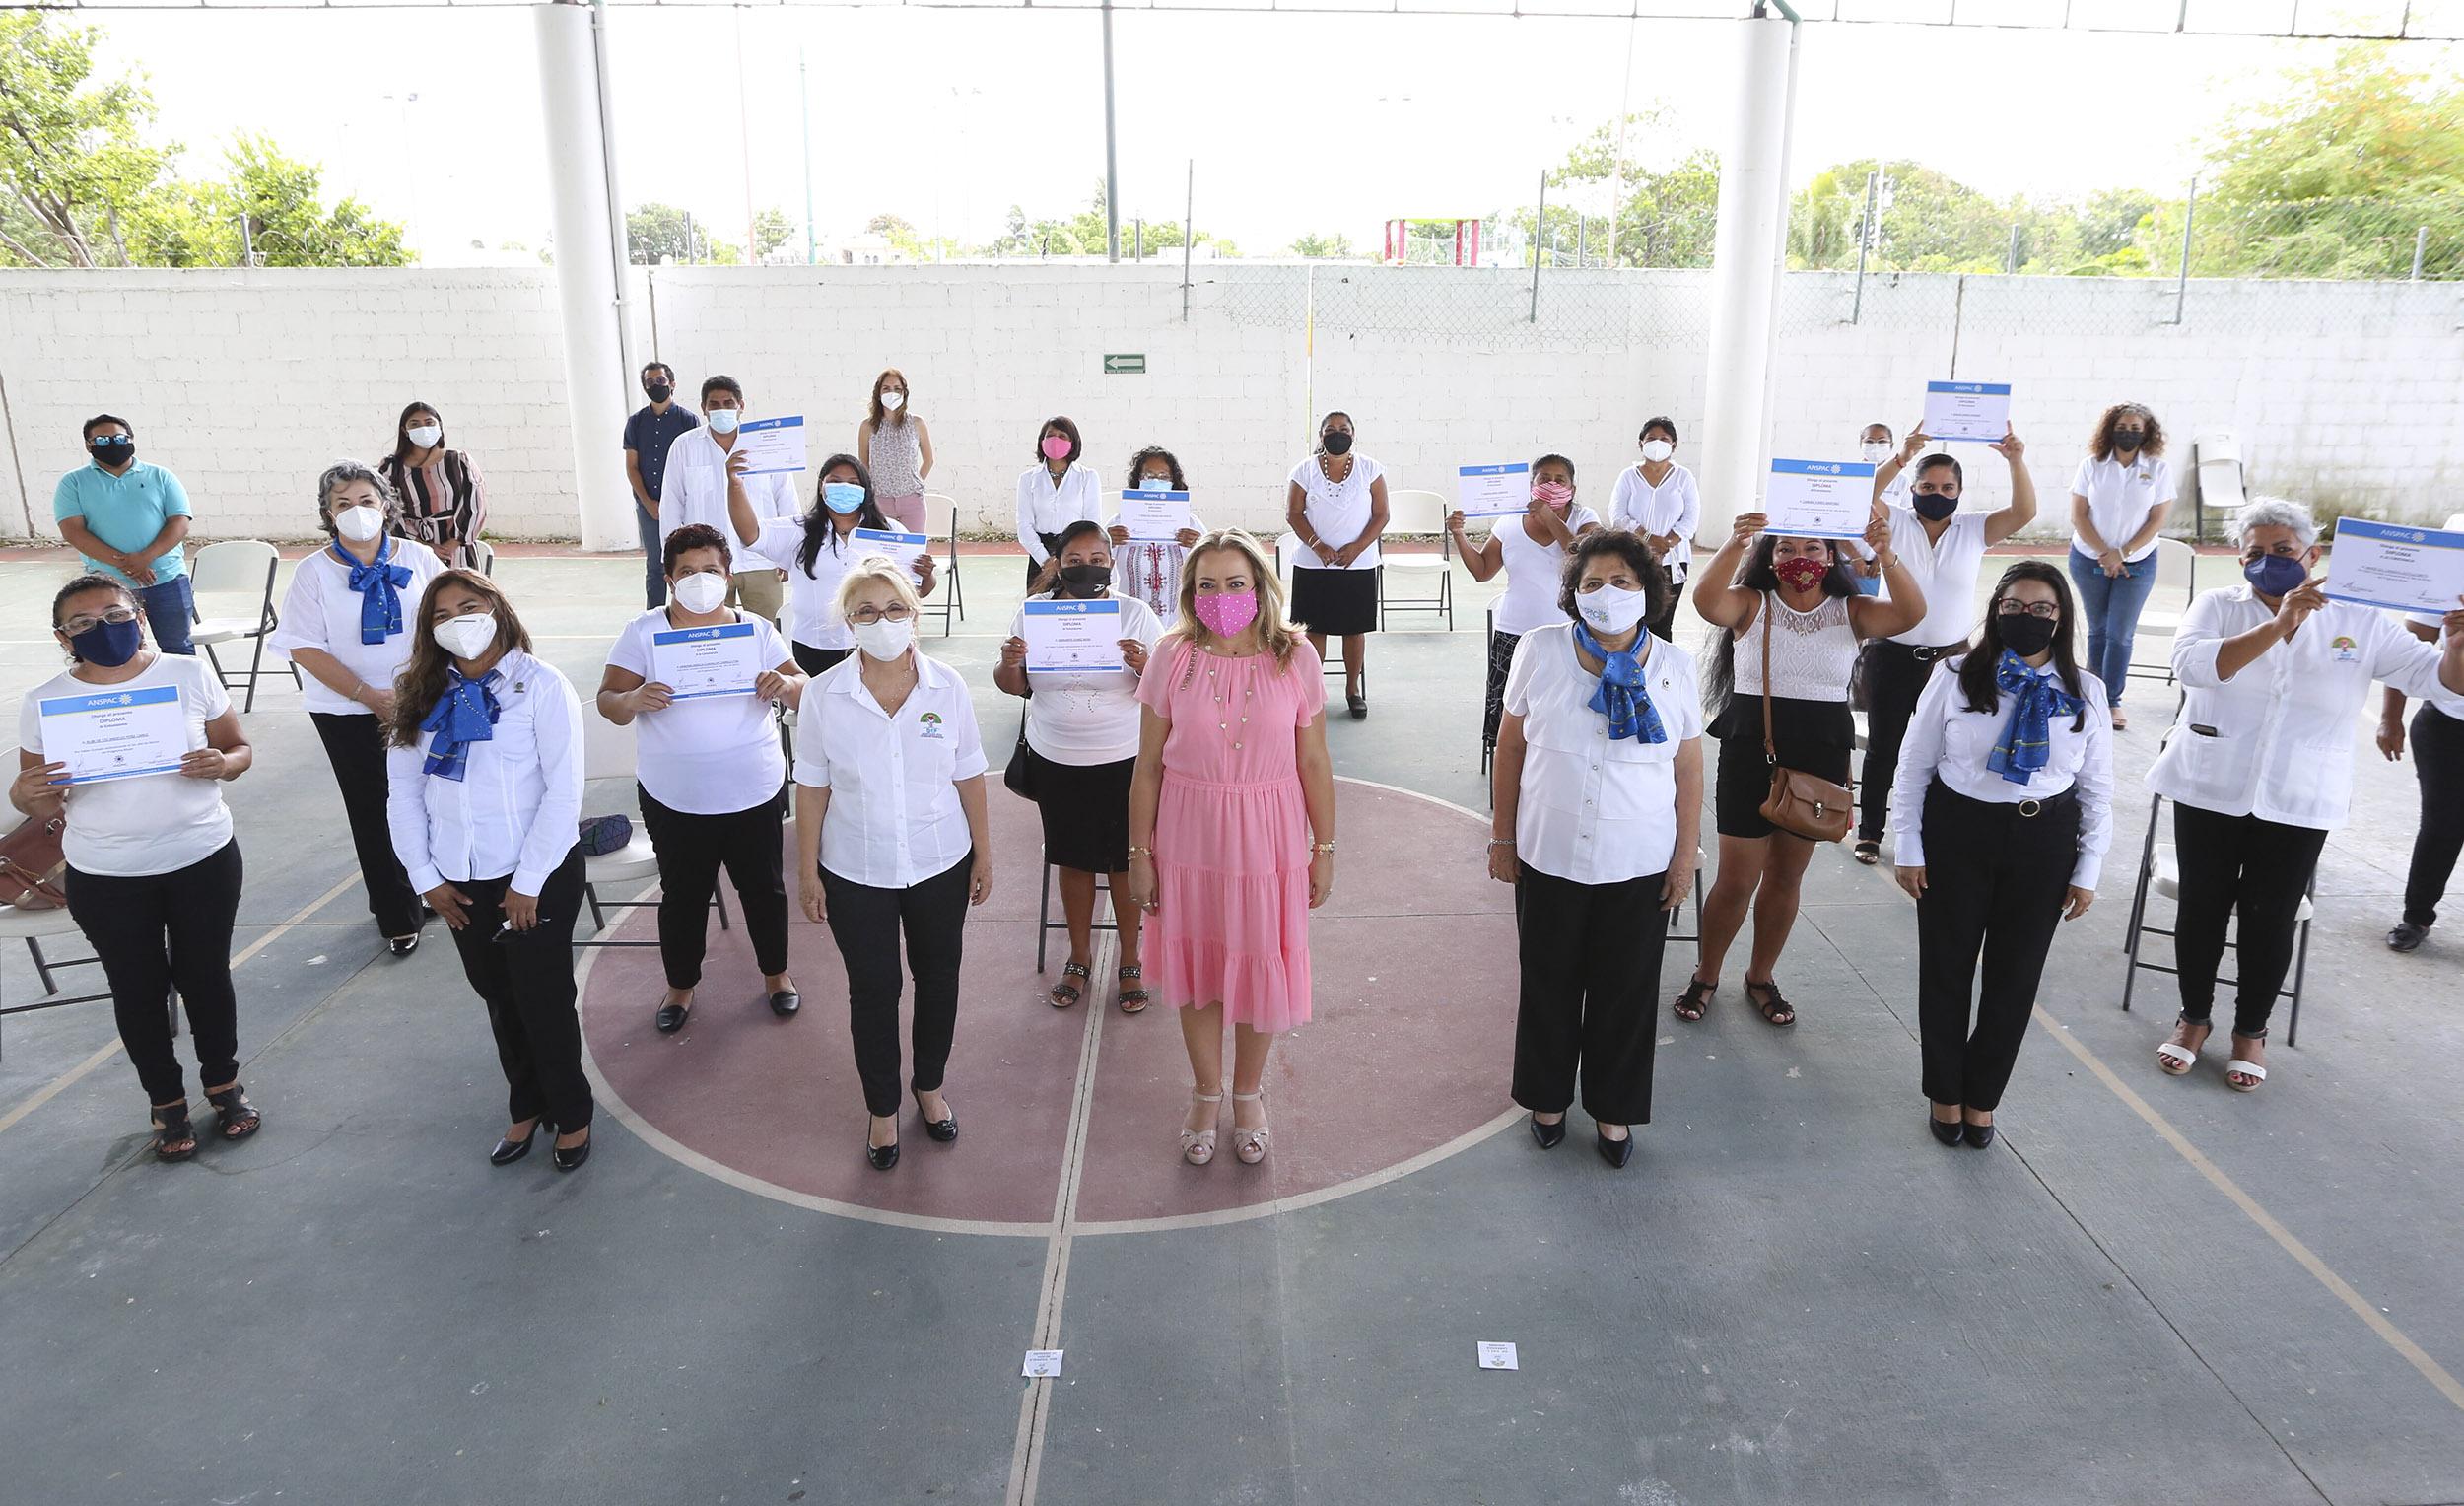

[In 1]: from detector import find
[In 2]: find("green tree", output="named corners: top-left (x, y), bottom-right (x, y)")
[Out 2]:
top-left (752, 207), bottom-right (796, 261)
top-left (1519, 114), bottom-right (1722, 267)
top-left (627, 203), bottom-right (735, 264)
top-left (1288, 231), bottom-right (1354, 259)
top-left (139, 136), bottom-right (406, 267)
top-left (0, 13), bottom-right (177, 267)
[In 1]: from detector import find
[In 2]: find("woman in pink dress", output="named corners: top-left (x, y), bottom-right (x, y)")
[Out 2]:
top-left (1127, 530), bottom-right (1337, 1167)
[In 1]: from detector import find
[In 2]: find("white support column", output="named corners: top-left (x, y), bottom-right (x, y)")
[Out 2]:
top-left (536, 0), bottom-right (638, 551)
top-left (1698, 11), bottom-right (1798, 538)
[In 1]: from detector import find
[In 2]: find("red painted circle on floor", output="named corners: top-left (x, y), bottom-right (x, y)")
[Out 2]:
top-left (578, 779), bottom-right (1520, 1231)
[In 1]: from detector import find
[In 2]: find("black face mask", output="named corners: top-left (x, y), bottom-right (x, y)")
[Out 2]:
top-left (645, 382), bottom-right (673, 404)
top-left (91, 436), bottom-right (135, 467)
top-left (1998, 614), bottom-right (2058, 657)
top-left (1057, 564), bottom-right (1113, 598)
top-left (2112, 430), bottom-right (2144, 451)
top-left (1912, 492), bottom-right (1958, 522)
top-left (1321, 431), bottom-right (1354, 456)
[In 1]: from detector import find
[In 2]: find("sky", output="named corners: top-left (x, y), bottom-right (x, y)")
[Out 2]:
top-left (65, 4), bottom-right (2463, 265)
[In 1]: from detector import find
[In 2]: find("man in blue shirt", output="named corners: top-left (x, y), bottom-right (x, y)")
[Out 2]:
top-left (53, 414), bottom-right (196, 654)
top-left (622, 361), bottom-right (702, 608)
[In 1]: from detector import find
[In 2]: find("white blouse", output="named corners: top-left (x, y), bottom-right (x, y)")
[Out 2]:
top-left (1013, 465), bottom-right (1107, 565)
top-left (17, 654), bottom-right (232, 878)
top-left (1886, 657), bottom-right (2115, 887)
top-left (2150, 587), bottom-right (2464, 831)
top-left (2069, 453), bottom-right (2174, 565)
top-left (1734, 594), bottom-right (1860, 702)
top-left (1286, 454), bottom-right (1386, 571)
top-left (604, 608), bottom-right (791, 815)
top-left (269, 538), bottom-right (448, 716)
top-left (661, 428), bottom-right (799, 575)
top-left (1490, 505), bottom-right (1603, 639)
top-left (1608, 463), bottom-right (1703, 582)
top-left (385, 650), bottom-right (584, 895)
top-left (1881, 505), bottom-right (1990, 650)
top-left (793, 651), bottom-right (989, 888)
top-left (1504, 624), bottom-right (1703, 885)
top-left (1009, 591), bottom-right (1166, 767)
top-left (744, 517), bottom-right (927, 652)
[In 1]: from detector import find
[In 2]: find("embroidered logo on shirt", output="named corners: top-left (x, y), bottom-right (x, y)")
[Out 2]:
top-left (2330, 636), bottom-right (2360, 662)
top-left (918, 711), bottom-right (945, 739)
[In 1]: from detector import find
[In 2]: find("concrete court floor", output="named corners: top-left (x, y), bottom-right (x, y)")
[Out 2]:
top-left (0, 543), bottom-right (2459, 1506)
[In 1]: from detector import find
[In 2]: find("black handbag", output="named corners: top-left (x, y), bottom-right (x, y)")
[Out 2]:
top-left (1002, 705), bottom-right (1037, 799)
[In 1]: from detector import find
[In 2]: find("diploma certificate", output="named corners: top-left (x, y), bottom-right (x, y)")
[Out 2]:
top-left (1763, 459), bottom-right (1877, 541)
top-left (1120, 490), bottom-right (1194, 542)
top-left (37, 683), bottom-right (190, 785)
top-left (733, 415), bottom-right (807, 475)
top-left (2322, 517), bottom-right (2464, 615)
top-left (1457, 463), bottom-right (1532, 520)
top-left (650, 622), bottom-right (763, 700)
top-left (1921, 381), bottom-right (2012, 443)
top-left (1022, 599), bottom-right (1126, 674)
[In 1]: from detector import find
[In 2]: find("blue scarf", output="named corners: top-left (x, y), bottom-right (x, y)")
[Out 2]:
top-left (336, 536), bottom-right (413, 646)
top-left (1987, 650), bottom-right (2085, 785)
top-left (420, 667), bottom-right (502, 782)
top-left (1571, 621), bottom-right (1667, 744)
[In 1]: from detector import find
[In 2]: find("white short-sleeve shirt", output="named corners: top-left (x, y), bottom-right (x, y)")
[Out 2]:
top-left (792, 651), bottom-right (989, 888)
top-left (743, 518), bottom-right (926, 652)
top-left (384, 650), bottom-right (585, 894)
top-left (661, 428), bottom-right (799, 575)
top-left (1882, 505), bottom-right (1992, 649)
top-left (1504, 624), bottom-right (1703, 884)
top-left (1886, 657), bottom-right (2114, 887)
top-left (2069, 453), bottom-right (2174, 565)
top-left (1608, 463), bottom-right (1703, 582)
top-left (268, 538), bottom-right (448, 716)
top-left (1491, 505), bottom-right (1603, 639)
top-left (605, 608), bottom-right (791, 814)
top-left (1287, 455), bottom-right (1385, 570)
top-left (1008, 591), bottom-right (1165, 767)
top-left (19, 653), bottom-right (233, 878)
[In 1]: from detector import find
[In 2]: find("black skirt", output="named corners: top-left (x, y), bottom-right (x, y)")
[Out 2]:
top-left (1290, 566), bottom-right (1379, 637)
top-left (1027, 748), bottom-right (1136, 874)
top-left (1710, 695), bottom-right (1856, 840)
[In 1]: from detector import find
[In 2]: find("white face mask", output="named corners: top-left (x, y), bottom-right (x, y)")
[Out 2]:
top-left (880, 391), bottom-right (905, 412)
top-left (1861, 442), bottom-right (1893, 464)
top-left (672, 571), bottom-right (728, 613)
top-left (1576, 582), bottom-right (1651, 636)
top-left (433, 613), bottom-right (498, 661)
top-left (334, 505), bottom-right (384, 543)
top-left (1640, 440), bottom-right (1675, 463)
top-left (852, 616), bottom-right (914, 662)
top-left (706, 408), bottom-right (742, 436)
top-left (406, 424), bottom-right (443, 449)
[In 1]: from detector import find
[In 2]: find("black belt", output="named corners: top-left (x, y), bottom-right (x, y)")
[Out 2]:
top-left (1906, 643), bottom-right (1962, 663)
top-left (1928, 778), bottom-right (2078, 820)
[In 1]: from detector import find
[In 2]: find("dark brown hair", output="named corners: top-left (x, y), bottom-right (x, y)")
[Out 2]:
top-left (387, 570), bottom-right (534, 748)
top-left (662, 522), bottom-right (731, 576)
top-left (869, 369), bottom-right (912, 428)
top-left (388, 401), bottom-right (443, 467)
top-left (1127, 446), bottom-right (1186, 490)
top-left (1036, 416), bottom-right (1082, 465)
top-left (2088, 402), bottom-right (2164, 461)
top-left (1554, 529), bottom-right (1664, 625)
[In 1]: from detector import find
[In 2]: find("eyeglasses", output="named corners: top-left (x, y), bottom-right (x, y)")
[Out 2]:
top-left (61, 605), bottom-right (138, 635)
top-left (846, 603), bottom-right (915, 627)
top-left (1995, 602), bottom-right (2061, 620)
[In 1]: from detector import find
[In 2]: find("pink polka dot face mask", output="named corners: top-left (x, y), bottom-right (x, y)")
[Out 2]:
top-left (1194, 590), bottom-right (1260, 638)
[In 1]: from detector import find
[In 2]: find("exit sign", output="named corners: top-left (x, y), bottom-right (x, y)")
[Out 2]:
top-left (1103, 353), bottom-right (1146, 375)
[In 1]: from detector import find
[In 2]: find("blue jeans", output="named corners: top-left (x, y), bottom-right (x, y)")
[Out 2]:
top-left (136, 575), bottom-right (194, 655)
top-left (2067, 546), bottom-right (2156, 705)
top-left (637, 502), bottom-right (666, 609)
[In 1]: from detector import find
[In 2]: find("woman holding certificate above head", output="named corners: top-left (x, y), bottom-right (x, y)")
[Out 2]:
top-left (386, 571), bottom-right (594, 1171)
top-left (598, 523), bottom-right (807, 1036)
top-left (1448, 453), bottom-right (1602, 765)
top-left (1109, 446), bottom-right (1205, 620)
top-left (14, 575), bottom-right (257, 1163)
top-left (2147, 499), bottom-right (2464, 1094)
top-left (1127, 530), bottom-right (1337, 1167)
top-left (269, 461), bottom-right (446, 956)
top-left (2067, 402), bottom-right (2175, 730)
top-left (1017, 416), bottom-right (1106, 591)
top-left (1285, 411), bottom-right (1390, 720)
top-left (795, 558), bottom-right (992, 1172)
top-left (1608, 417), bottom-right (1702, 640)
top-left (729, 454), bottom-right (936, 679)
top-left (997, 520), bottom-right (1167, 1011)
top-left (856, 368), bottom-right (933, 533)
top-left (1673, 513), bottom-right (1923, 1029)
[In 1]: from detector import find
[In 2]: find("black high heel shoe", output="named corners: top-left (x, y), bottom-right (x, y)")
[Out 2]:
top-left (914, 1090), bottom-right (958, 1143)
top-left (1529, 1114), bottom-right (1566, 1150)
top-left (1961, 1121), bottom-right (1998, 1150)
top-left (1596, 1128), bottom-right (1634, 1169)
top-left (552, 1126), bottom-right (592, 1173)
top-left (492, 1118), bottom-right (547, 1167)
top-left (1928, 1112), bottom-right (1964, 1147)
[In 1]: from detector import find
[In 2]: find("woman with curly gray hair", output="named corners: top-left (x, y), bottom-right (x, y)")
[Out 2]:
top-left (270, 461), bottom-right (449, 954)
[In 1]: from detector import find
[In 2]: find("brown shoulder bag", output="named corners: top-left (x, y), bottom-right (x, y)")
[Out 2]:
top-left (0, 812), bottom-right (69, 909)
top-left (1755, 595), bottom-right (1855, 844)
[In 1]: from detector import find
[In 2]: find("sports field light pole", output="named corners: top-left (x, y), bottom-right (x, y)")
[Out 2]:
top-left (1102, 0), bottom-right (1121, 262)
top-left (1699, 0), bottom-right (1800, 538)
top-left (537, 0), bottom-right (640, 552)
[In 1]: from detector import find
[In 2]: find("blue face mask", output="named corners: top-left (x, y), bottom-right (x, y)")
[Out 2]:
top-left (2243, 552), bottom-right (2308, 599)
top-left (822, 482), bottom-right (867, 514)
top-left (71, 616), bottom-right (144, 667)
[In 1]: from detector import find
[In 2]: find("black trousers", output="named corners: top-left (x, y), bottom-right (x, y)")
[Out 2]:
top-left (822, 852), bottom-right (972, 1117)
top-left (1646, 573), bottom-right (1686, 642)
top-left (2405, 704), bottom-right (2464, 928)
top-left (65, 840), bottom-right (242, 1107)
top-left (1481, 628), bottom-right (1520, 756)
top-left (791, 643), bottom-right (854, 678)
top-left (1511, 862), bottom-right (1666, 1125)
top-left (2171, 802), bottom-right (2327, 1038)
top-left (445, 846), bottom-right (593, 1130)
top-left (637, 783), bottom-right (790, 990)
top-left (309, 711), bottom-right (425, 937)
top-left (1857, 641), bottom-right (1950, 843)
top-left (1914, 782), bottom-right (2077, 1111)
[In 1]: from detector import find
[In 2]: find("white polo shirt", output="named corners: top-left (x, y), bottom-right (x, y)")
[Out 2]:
top-left (661, 428), bottom-right (798, 575)
top-left (1490, 505), bottom-right (1603, 639)
top-left (269, 538), bottom-right (448, 716)
top-left (1286, 454), bottom-right (1386, 570)
top-left (605, 608), bottom-right (791, 815)
top-left (1882, 505), bottom-right (1992, 649)
top-left (793, 650), bottom-right (989, 888)
top-left (1608, 463), bottom-right (1702, 582)
top-left (385, 650), bottom-right (585, 894)
top-left (2150, 587), bottom-right (2464, 830)
top-left (1009, 591), bottom-right (1165, 766)
top-left (2069, 453), bottom-right (2174, 565)
top-left (1886, 657), bottom-right (2114, 887)
top-left (1013, 465), bottom-right (1107, 566)
top-left (1503, 624), bottom-right (1702, 885)
top-left (18, 653), bottom-right (233, 878)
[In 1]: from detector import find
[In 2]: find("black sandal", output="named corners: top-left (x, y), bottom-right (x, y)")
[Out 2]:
top-left (1672, 978), bottom-right (1715, 1022)
top-left (151, 1101), bottom-right (198, 1162)
top-left (1050, 961), bottom-right (1090, 1009)
top-left (1853, 840), bottom-right (1881, 866)
top-left (1744, 979), bottom-right (1797, 1027)
top-left (1117, 964), bottom-right (1150, 1014)
top-left (205, 1084), bottom-right (262, 1142)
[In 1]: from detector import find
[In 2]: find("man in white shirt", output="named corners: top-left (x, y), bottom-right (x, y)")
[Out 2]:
top-left (659, 375), bottom-right (795, 623)
top-left (1854, 431), bottom-right (2037, 864)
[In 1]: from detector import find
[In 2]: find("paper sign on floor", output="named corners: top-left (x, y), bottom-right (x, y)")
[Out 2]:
top-left (1476, 1342), bottom-right (1519, 1371)
top-left (1022, 1350), bottom-right (1064, 1378)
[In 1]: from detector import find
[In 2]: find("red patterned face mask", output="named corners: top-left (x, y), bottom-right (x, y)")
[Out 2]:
top-left (1773, 555), bottom-right (1829, 592)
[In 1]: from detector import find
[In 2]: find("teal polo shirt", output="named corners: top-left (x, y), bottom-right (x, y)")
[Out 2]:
top-left (53, 460), bottom-right (192, 585)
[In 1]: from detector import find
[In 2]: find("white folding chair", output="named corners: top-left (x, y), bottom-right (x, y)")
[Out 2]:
top-left (469, 538), bottom-right (498, 578)
top-left (1378, 488), bottom-right (1455, 631)
top-left (2124, 538), bottom-right (2200, 688)
top-left (187, 539), bottom-right (298, 712)
top-left (576, 708), bottom-right (730, 948)
top-left (921, 492), bottom-right (965, 635)
top-left (2192, 432), bottom-right (2244, 544)
top-left (2119, 790), bottom-right (2312, 1047)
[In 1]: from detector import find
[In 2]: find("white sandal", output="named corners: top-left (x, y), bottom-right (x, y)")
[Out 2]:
top-left (2156, 1018), bottom-right (2209, 1077)
top-left (1229, 1089), bottom-right (1270, 1166)
top-left (1181, 1085), bottom-right (1223, 1166)
top-left (2224, 1059), bottom-right (2267, 1092)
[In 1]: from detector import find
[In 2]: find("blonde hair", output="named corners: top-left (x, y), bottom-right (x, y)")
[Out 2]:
top-left (1171, 529), bottom-right (1302, 669)
top-left (834, 554), bottom-right (922, 622)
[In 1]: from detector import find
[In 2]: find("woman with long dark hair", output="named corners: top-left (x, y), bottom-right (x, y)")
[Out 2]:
top-left (1889, 560), bottom-right (2112, 1147)
top-left (385, 570), bottom-right (593, 1170)
top-left (379, 400), bottom-right (488, 570)
top-left (2066, 402), bottom-right (2174, 730)
top-left (1674, 513), bottom-right (1923, 1028)
top-left (729, 453), bottom-right (936, 678)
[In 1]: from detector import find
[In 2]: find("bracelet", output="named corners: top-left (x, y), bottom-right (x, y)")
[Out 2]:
top-left (1311, 842), bottom-right (1336, 855)
top-left (1127, 846), bottom-right (1152, 858)
top-left (1486, 838), bottom-right (1517, 849)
